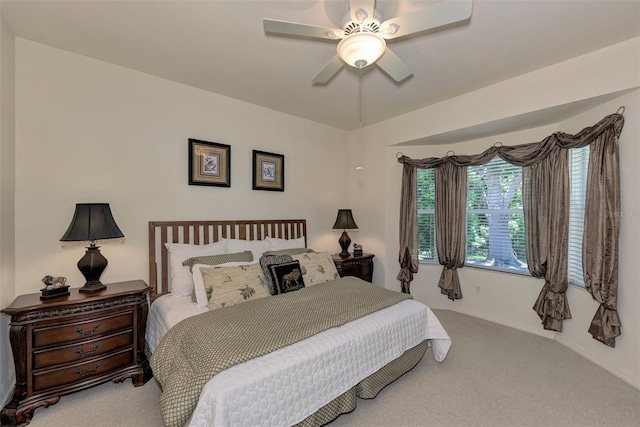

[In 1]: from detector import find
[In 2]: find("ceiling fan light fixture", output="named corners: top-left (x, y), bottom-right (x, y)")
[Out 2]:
top-left (337, 32), bottom-right (386, 69)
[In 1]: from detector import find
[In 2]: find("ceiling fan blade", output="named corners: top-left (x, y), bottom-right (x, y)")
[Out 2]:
top-left (376, 49), bottom-right (413, 82)
top-left (349, 0), bottom-right (376, 25)
top-left (263, 19), bottom-right (343, 40)
top-left (379, 0), bottom-right (472, 40)
top-left (312, 55), bottom-right (345, 84)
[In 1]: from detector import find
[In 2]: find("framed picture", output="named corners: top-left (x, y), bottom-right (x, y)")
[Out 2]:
top-left (252, 150), bottom-right (284, 191)
top-left (188, 139), bottom-right (231, 187)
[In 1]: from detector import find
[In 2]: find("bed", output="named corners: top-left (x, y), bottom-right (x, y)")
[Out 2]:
top-left (145, 219), bottom-right (451, 427)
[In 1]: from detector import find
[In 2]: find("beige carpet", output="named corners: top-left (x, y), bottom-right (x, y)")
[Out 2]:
top-left (27, 310), bottom-right (640, 427)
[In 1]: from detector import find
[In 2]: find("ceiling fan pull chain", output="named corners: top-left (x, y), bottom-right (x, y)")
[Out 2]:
top-left (356, 68), bottom-right (365, 171)
top-left (358, 68), bottom-right (363, 127)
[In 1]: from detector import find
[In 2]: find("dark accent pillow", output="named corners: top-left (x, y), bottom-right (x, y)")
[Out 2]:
top-left (270, 261), bottom-right (305, 294)
top-left (259, 254), bottom-right (293, 295)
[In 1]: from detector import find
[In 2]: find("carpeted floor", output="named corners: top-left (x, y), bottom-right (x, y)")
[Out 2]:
top-left (26, 310), bottom-right (640, 427)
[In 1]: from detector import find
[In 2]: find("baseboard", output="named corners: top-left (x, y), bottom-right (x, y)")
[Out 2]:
top-left (446, 306), bottom-right (556, 340)
top-left (555, 335), bottom-right (640, 390)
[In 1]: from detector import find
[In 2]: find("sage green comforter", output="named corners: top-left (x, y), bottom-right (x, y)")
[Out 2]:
top-left (151, 277), bottom-right (412, 427)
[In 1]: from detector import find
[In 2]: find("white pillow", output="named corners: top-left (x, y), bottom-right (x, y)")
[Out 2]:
top-left (164, 241), bottom-right (227, 296)
top-left (265, 236), bottom-right (306, 251)
top-left (225, 238), bottom-right (271, 260)
top-left (192, 260), bottom-right (259, 308)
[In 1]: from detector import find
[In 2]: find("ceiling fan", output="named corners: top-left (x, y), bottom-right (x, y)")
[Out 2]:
top-left (263, 0), bottom-right (473, 84)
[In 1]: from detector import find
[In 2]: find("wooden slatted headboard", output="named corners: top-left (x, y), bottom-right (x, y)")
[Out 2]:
top-left (148, 219), bottom-right (307, 298)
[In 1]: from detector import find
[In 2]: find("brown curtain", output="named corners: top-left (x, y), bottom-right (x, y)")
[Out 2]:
top-left (397, 163), bottom-right (418, 294)
top-left (582, 119), bottom-right (623, 347)
top-left (527, 147), bottom-right (572, 331)
top-left (397, 112), bottom-right (624, 341)
top-left (435, 161), bottom-right (467, 300)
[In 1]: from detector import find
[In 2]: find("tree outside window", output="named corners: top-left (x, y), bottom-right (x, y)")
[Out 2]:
top-left (466, 159), bottom-right (527, 272)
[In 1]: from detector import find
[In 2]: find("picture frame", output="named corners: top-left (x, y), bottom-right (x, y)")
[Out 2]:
top-left (188, 139), bottom-right (231, 187)
top-left (252, 150), bottom-right (284, 191)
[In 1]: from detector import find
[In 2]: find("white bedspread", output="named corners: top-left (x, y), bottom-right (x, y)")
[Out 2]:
top-left (146, 294), bottom-right (451, 427)
top-left (146, 294), bottom-right (207, 354)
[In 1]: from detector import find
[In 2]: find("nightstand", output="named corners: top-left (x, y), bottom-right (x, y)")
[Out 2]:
top-left (331, 253), bottom-right (375, 282)
top-left (1, 280), bottom-right (150, 426)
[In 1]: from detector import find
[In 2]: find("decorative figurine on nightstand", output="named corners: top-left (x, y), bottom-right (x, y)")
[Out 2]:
top-left (40, 275), bottom-right (70, 299)
top-left (353, 243), bottom-right (363, 257)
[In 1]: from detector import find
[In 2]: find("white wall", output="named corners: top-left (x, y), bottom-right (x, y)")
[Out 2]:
top-left (353, 37), bottom-right (640, 388)
top-left (13, 39), bottom-right (348, 294)
top-left (0, 11), bottom-right (16, 408)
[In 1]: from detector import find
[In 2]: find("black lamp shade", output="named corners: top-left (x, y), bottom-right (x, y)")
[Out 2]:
top-left (60, 203), bottom-right (124, 293)
top-left (332, 209), bottom-right (358, 257)
top-left (60, 203), bottom-right (124, 243)
top-left (332, 209), bottom-right (358, 231)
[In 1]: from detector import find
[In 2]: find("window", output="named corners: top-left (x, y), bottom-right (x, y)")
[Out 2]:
top-left (466, 158), bottom-right (527, 273)
top-left (416, 150), bottom-right (589, 279)
top-left (568, 146), bottom-right (589, 287)
top-left (417, 162), bottom-right (527, 272)
top-left (417, 168), bottom-right (436, 261)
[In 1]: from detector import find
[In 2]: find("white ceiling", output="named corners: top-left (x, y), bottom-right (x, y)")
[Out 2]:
top-left (1, 0), bottom-right (639, 131)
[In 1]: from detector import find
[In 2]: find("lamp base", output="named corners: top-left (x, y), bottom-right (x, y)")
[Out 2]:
top-left (338, 231), bottom-right (351, 258)
top-left (77, 244), bottom-right (108, 293)
top-left (78, 282), bottom-right (106, 294)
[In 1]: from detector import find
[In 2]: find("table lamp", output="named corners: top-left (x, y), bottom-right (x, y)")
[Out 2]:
top-left (60, 203), bottom-right (124, 293)
top-left (332, 209), bottom-right (358, 258)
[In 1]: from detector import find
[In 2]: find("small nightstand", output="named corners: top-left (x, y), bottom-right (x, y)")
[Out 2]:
top-left (331, 253), bottom-right (375, 282)
top-left (1, 280), bottom-right (150, 426)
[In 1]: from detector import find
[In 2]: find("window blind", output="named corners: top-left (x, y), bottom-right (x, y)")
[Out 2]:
top-left (568, 146), bottom-right (589, 287)
top-left (466, 158), bottom-right (527, 273)
top-left (417, 168), bottom-right (436, 261)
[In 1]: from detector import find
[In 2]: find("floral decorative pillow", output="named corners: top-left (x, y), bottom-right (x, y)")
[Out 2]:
top-left (186, 252), bottom-right (256, 306)
top-left (291, 251), bottom-right (340, 286)
top-left (200, 263), bottom-right (270, 310)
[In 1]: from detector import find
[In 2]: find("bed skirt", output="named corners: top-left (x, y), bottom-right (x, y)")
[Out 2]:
top-left (295, 340), bottom-right (428, 426)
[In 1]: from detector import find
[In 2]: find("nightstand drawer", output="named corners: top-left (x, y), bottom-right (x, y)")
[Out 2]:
top-left (32, 348), bottom-right (134, 392)
top-left (33, 330), bottom-right (133, 369)
top-left (332, 253), bottom-right (374, 283)
top-left (341, 260), bottom-right (364, 269)
top-left (33, 310), bottom-right (134, 348)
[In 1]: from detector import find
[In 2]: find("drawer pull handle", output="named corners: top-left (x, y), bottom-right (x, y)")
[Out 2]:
top-left (76, 364), bottom-right (99, 377)
top-left (76, 323), bottom-right (100, 336)
top-left (76, 343), bottom-right (100, 358)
